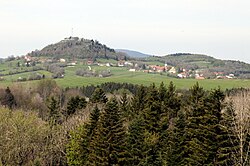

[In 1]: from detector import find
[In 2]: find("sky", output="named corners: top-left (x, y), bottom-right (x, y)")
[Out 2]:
top-left (1, 0), bottom-right (250, 63)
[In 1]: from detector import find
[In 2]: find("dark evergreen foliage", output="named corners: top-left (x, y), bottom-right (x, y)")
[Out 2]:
top-left (46, 96), bottom-right (60, 124)
top-left (131, 85), bottom-right (147, 115)
top-left (216, 101), bottom-right (238, 165)
top-left (64, 82), bottom-right (246, 166)
top-left (66, 96), bottom-right (87, 117)
top-left (88, 98), bottom-right (127, 165)
top-left (90, 88), bottom-right (108, 103)
top-left (126, 116), bottom-right (146, 165)
top-left (82, 82), bottom-right (139, 97)
top-left (66, 105), bottom-right (101, 166)
top-left (1, 87), bottom-right (16, 109)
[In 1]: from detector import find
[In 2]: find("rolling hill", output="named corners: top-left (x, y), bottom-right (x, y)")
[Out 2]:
top-left (145, 53), bottom-right (250, 78)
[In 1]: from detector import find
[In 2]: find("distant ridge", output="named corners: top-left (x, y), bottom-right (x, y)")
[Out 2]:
top-left (116, 49), bottom-right (152, 58)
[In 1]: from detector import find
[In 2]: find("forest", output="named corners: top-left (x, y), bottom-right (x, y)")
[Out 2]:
top-left (0, 79), bottom-right (250, 166)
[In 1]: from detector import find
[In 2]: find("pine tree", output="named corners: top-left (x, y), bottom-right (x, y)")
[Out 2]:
top-left (66, 105), bottom-right (101, 166)
top-left (180, 84), bottom-right (226, 165)
top-left (179, 83), bottom-right (210, 165)
top-left (131, 85), bottom-right (146, 115)
top-left (66, 96), bottom-right (87, 118)
top-left (216, 101), bottom-right (238, 165)
top-left (86, 105), bottom-right (100, 136)
top-left (143, 83), bottom-right (161, 133)
top-left (164, 81), bottom-right (181, 119)
top-left (119, 91), bottom-right (130, 120)
top-left (90, 88), bottom-right (108, 103)
top-left (1, 87), bottom-right (16, 109)
top-left (46, 96), bottom-right (60, 124)
top-left (141, 84), bottom-right (163, 165)
top-left (126, 116), bottom-right (146, 165)
top-left (158, 82), bottom-right (167, 101)
top-left (88, 98), bottom-right (127, 166)
top-left (206, 88), bottom-right (225, 164)
top-left (167, 109), bottom-right (187, 166)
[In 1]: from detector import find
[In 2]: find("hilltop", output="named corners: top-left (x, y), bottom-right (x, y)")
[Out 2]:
top-left (27, 37), bottom-right (126, 61)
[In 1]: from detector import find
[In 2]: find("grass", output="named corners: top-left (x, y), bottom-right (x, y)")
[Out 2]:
top-left (55, 65), bottom-right (250, 90)
top-left (0, 64), bottom-right (250, 90)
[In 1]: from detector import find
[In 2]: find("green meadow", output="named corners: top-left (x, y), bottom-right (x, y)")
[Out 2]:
top-left (0, 64), bottom-right (250, 90)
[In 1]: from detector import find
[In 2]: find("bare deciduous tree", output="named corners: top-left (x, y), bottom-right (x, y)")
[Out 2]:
top-left (225, 90), bottom-right (250, 166)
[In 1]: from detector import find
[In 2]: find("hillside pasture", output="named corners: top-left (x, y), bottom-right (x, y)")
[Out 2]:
top-left (0, 64), bottom-right (249, 90)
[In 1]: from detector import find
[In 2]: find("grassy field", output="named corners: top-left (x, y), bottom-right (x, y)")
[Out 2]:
top-left (0, 64), bottom-right (250, 90)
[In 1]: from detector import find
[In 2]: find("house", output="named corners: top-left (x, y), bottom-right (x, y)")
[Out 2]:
top-left (124, 61), bottom-right (133, 66)
top-left (153, 66), bottom-right (166, 72)
top-left (177, 73), bottom-right (187, 78)
top-left (217, 76), bottom-right (227, 79)
top-left (24, 56), bottom-right (32, 62)
top-left (67, 62), bottom-right (76, 66)
top-left (118, 61), bottom-right (125, 67)
top-left (168, 67), bottom-right (176, 74)
top-left (195, 74), bottom-right (205, 79)
top-left (98, 63), bottom-right (105, 66)
top-left (59, 58), bottom-right (66, 63)
top-left (196, 76), bottom-right (205, 80)
top-left (87, 60), bottom-right (94, 65)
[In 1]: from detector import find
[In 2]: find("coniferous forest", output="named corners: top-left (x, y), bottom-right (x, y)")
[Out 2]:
top-left (0, 79), bottom-right (250, 165)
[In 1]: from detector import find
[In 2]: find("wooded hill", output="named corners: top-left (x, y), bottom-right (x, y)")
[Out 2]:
top-left (27, 37), bottom-right (126, 61)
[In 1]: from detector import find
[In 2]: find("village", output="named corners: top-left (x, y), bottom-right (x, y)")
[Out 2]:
top-left (2, 55), bottom-right (237, 81)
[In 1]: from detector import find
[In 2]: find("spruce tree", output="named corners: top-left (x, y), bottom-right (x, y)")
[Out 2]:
top-left (1, 87), bottom-right (16, 109)
top-left (119, 91), bottom-right (130, 121)
top-left (88, 98), bottom-right (127, 166)
top-left (216, 101), bottom-right (238, 165)
top-left (167, 109), bottom-right (187, 166)
top-left (164, 81), bottom-right (181, 119)
top-left (131, 85), bottom-right (146, 115)
top-left (141, 84), bottom-right (163, 165)
top-left (158, 82), bottom-right (167, 101)
top-left (66, 96), bottom-right (87, 118)
top-left (90, 88), bottom-right (108, 103)
top-left (179, 83), bottom-right (210, 165)
top-left (205, 88), bottom-right (225, 164)
top-left (126, 116), bottom-right (146, 165)
top-left (66, 105), bottom-right (101, 166)
top-left (46, 96), bottom-right (60, 124)
top-left (143, 83), bottom-right (161, 133)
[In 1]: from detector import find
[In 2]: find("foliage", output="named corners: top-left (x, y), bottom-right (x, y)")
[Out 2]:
top-left (88, 98), bottom-right (127, 165)
top-left (0, 87), bottom-right (16, 109)
top-left (65, 96), bottom-right (87, 118)
top-left (90, 88), bottom-right (108, 103)
top-left (0, 81), bottom-right (249, 165)
top-left (0, 108), bottom-right (49, 165)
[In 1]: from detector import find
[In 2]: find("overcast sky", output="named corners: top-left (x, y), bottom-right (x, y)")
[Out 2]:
top-left (1, 0), bottom-right (250, 63)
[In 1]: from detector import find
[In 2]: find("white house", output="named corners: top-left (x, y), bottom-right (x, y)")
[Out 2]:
top-left (59, 58), bottom-right (66, 63)
top-left (168, 67), bottom-right (176, 74)
top-left (129, 69), bottom-right (136, 72)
